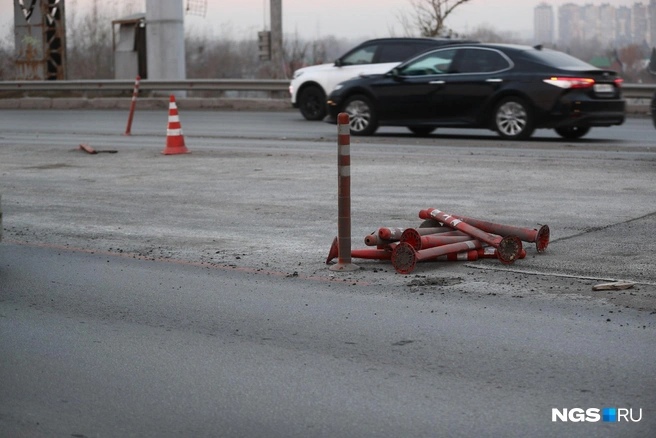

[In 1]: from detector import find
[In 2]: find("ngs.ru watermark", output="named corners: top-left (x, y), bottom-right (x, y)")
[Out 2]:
top-left (552, 407), bottom-right (642, 423)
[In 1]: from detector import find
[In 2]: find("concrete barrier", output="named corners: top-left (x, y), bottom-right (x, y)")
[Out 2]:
top-left (0, 97), bottom-right (648, 115)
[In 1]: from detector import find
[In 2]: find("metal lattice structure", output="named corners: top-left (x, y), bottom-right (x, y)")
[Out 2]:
top-left (185, 0), bottom-right (207, 17)
top-left (14, 0), bottom-right (67, 80)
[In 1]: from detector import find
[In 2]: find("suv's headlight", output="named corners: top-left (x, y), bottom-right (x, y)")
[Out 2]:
top-left (333, 84), bottom-right (344, 92)
top-left (292, 70), bottom-right (304, 79)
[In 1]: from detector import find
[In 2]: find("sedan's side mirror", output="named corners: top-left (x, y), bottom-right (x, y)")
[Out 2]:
top-left (334, 59), bottom-right (342, 67)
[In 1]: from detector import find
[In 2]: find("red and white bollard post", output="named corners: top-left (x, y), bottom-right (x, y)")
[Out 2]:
top-left (449, 214), bottom-right (550, 252)
top-left (400, 228), bottom-right (473, 251)
top-left (329, 113), bottom-right (359, 271)
top-left (124, 75), bottom-right (141, 135)
top-left (391, 240), bottom-right (483, 274)
top-left (419, 208), bottom-right (523, 264)
top-left (364, 226), bottom-right (453, 247)
top-left (378, 226), bottom-right (452, 241)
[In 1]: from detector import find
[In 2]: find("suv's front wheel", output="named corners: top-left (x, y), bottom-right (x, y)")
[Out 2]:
top-left (298, 86), bottom-right (327, 121)
top-left (343, 95), bottom-right (378, 136)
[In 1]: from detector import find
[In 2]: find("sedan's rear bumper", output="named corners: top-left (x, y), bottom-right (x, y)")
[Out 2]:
top-left (546, 98), bottom-right (626, 128)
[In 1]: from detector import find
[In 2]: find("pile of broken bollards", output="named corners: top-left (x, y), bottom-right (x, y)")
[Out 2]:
top-left (326, 207), bottom-right (550, 274)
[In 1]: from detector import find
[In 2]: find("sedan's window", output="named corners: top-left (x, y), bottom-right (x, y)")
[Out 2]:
top-left (398, 49), bottom-right (458, 76)
top-left (456, 49), bottom-right (510, 73)
top-left (341, 46), bottom-right (377, 66)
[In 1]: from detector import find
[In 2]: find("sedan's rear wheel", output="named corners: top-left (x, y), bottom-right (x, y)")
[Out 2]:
top-left (407, 126), bottom-right (436, 136)
top-left (651, 91), bottom-right (656, 128)
top-left (494, 97), bottom-right (535, 140)
top-left (343, 95), bottom-right (378, 136)
top-left (555, 126), bottom-right (590, 139)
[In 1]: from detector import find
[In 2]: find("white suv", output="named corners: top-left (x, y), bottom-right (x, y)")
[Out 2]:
top-left (290, 38), bottom-right (470, 120)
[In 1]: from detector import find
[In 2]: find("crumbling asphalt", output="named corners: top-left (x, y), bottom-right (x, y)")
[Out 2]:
top-left (0, 106), bottom-right (654, 317)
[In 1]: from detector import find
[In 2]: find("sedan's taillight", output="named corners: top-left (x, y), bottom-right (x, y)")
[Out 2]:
top-left (543, 77), bottom-right (595, 89)
top-left (614, 78), bottom-right (624, 87)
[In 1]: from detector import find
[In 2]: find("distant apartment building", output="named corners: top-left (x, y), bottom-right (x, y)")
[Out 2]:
top-left (581, 4), bottom-right (601, 41)
top-left (599, 4), bottom-right (616, 46)
top-left (536, 1), bottom-right (655, 46)
top-left (633, 2), bottom-right (649, 44)
top-left (558, 3), bottom-right (582, 43)
top-left (534, 2), bottom-right (554, 44)
top-left (616, 6), bottom-right (633, 45)
top-left (650, 0), bottom-right (656, 46)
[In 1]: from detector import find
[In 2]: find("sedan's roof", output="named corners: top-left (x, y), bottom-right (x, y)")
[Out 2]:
top-left (409, 43), bottom-right (598, 69)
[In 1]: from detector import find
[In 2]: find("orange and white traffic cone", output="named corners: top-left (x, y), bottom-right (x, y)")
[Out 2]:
top-left (162, 95), bottom-right (190, 155)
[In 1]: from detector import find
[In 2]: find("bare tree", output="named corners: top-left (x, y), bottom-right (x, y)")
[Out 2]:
top-left (0, 25), bottom-right (15, 80)
top-left (615, 44), bottom-right (652, 82)
top-left (466, 24), bottom-right (526, 45)
top-left (67, 0), bottom-right (117, 79)
top-left (185, 23), bottom-right (256, 80)
top-left (283, 31), bottom-right (308, 79)
top-left (399, 0), bottom-right (473, 37)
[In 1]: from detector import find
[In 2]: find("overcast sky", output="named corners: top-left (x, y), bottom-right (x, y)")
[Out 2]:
top-left (2, 0), bottom-right (641, 41)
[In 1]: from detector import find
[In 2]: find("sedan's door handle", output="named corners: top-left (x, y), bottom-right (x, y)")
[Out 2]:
top-left (429, 80), bottom-right (445, 85)
top-left (486, 79), bottom-right (503, 83)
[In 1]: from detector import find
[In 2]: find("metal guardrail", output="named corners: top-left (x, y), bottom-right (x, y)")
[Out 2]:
top-left (621, 83), bottom-right (656, 99)
top-left (0, 79), bottom-right (290, 93)
top-left (0, 79), bottom-right (654, 98)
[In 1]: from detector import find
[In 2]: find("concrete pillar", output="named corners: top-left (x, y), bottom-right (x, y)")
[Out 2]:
top-left (270, 0), bottom-right (283, 78)
top-left (146, 0), bottom-right (186, 96)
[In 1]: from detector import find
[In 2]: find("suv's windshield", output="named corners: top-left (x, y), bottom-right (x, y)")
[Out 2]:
top-left (340, 46), bottom-right (376, 66)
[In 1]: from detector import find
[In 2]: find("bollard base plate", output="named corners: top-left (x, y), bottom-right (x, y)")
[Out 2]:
top-left (391, 242), bottom-right (418, 275)
top-left (496, 236), bottom-right (523, 264)
top-left (536, 224), bottom-right (550, 253)
top-left (329, 262), bottom-right (360, 272)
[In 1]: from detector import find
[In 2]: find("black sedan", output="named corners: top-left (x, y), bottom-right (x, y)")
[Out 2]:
top-left (326, 43), bottom-right (626, 140)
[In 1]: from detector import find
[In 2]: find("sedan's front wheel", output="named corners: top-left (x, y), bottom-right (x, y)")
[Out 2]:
top-left (493, 97), bottom-right (535, 140)
top-left (343, 95), bottom-right (378, 136)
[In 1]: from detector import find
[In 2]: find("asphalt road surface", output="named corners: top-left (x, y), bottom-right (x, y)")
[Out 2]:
top-left (1, 109), bottom-right (655, 436)
top-left (1, 243), bottom-right (655, 437)
top-left (1, 108), bottom-right (655, 145)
